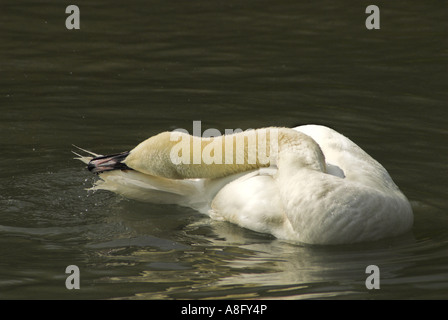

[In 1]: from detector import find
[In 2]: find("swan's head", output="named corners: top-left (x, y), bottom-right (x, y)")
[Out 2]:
top-left (123, 132), bottom-right (183, 178)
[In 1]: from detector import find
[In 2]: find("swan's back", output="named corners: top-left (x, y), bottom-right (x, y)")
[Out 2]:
top-left (295, 125), bottom-right (401, 192)
top-left (211, 125), bottom-right (413, 244)
top-left (288, 125), bottom-right (413, 243)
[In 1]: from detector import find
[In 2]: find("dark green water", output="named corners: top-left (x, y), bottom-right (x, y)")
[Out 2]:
top-left (0, 0), bottom-right (447, 299)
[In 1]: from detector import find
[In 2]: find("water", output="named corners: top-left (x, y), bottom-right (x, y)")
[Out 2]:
top-left (1, 0), bottom-right (447, 300)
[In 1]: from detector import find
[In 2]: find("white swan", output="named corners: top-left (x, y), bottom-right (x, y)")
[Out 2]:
top-left (74, 125), bottom-right (413, 245)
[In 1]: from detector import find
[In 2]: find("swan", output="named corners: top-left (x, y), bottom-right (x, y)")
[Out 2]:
top-left (74, 125), bottom-right (413, 245)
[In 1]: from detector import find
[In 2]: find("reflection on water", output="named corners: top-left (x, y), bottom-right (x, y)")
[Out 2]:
top-left (0, 0), bottom-right (447, 299)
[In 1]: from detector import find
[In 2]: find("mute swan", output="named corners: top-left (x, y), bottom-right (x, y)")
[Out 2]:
top-left (75, 125), bottom-right (413, 245)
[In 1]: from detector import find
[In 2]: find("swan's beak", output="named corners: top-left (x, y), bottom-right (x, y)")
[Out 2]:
top-left (87, 151), bottom-right (133, 173)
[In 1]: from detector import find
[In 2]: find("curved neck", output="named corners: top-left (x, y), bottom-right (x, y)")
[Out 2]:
top-left (124, 127), bottom-right (326, 179)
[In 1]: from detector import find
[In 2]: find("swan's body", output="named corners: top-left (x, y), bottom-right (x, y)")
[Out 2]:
top-left (75, 125), bottom-right (413, 245)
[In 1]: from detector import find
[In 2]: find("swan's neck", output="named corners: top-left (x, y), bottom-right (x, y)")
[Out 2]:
top-left (124, 127), bottom-right (326, 179)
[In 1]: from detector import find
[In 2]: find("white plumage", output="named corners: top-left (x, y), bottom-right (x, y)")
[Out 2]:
top-left (75, 125), bottom-right (413, 245)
